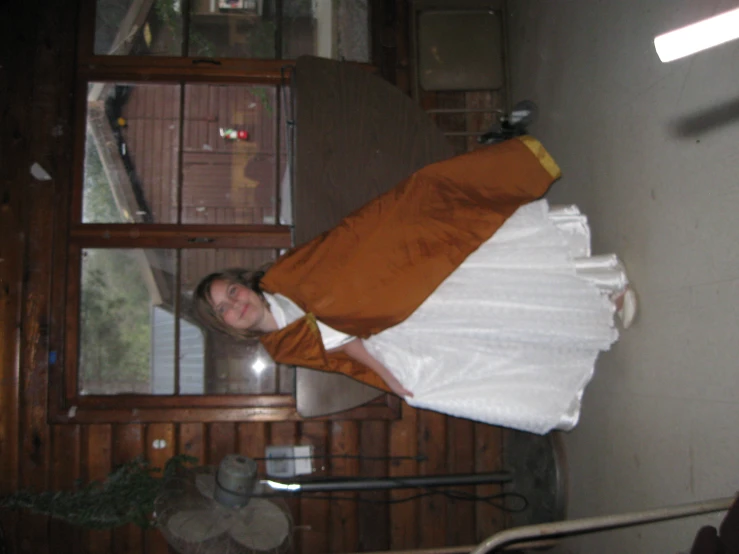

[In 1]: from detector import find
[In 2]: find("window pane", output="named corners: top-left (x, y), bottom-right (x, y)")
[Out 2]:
top-left (79, 248), bottom-right (180, 395)
top-left (283, 0), bottom-right (371, 61)
top-left (84, 83), bottom-right (181, 224)
top-left (182, 84), bottom-right (279, 224)
top-left (181, 248), bottom-right (294, 395)
top-left (334, 0), bottom-right (370, 62)
top-left (281, 0), bottom-right (315, 58)
top-left (78, 247), bottom-right (293, 396)
top-left (95, 0), bottom-right (183, 56)
top-left (189, 0), bottom-right (277, 58)
top-left (278, 85), bottom-right (293, 225)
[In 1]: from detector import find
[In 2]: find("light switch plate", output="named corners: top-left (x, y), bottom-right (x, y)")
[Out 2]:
top-left (265, 445), bottom-right (314, 478)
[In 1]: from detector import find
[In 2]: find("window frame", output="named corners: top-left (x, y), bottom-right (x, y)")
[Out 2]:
top-left (47, 0), bottom-right (400, 424)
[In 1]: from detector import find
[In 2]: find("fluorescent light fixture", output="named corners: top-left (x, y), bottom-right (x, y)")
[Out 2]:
top-left (655, 6), bottom-right (739, 62)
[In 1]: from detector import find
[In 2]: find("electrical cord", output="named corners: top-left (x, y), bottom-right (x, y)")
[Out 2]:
top-left (257, 454), bottom-right (527, 512)
top-left (297, 488), bottom-right (529, 513)
top-left (256, 454), bottom-right (526, 512)
top-left (254, 454), bottom-right (428, 463)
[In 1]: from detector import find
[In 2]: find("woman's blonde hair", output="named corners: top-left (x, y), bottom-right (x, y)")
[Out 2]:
top-left (192, 267), bottom-right (270, 340)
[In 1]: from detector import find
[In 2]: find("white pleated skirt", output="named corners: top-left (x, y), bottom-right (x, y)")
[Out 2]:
top-left (362, 199), bottom-right (627, 434)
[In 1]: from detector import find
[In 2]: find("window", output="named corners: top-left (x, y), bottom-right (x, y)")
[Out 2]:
top-left (51, 0), bottom-right (378, 423)
top-left (49, 0), bottom-right (399, 423)
top-left (83, 82), bottom-right (284, 226)
top-left (72, 77), bottom-right (293, 407)
top-left (76, 247), bottom-right (291, 397)
top-left (93, 0), bottom-right (370, 61)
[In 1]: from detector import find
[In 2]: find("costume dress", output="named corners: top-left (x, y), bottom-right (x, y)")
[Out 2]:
top-left (257, 137), bottom-right (626, 434)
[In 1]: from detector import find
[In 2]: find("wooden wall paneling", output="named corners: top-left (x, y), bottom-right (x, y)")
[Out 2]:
top-left (144, 423), bottom-right (176, 554)
top-left (0, 218), bottom-right (21, 545)
top-left (16, 0), bottom-right (79, 550)
top-left (0, 3), bottom-right (34, 547)
top-left (83, 425), bottom-right (113, 553)
top-left (388, 405), bottom-right (419, 550)
top-left (500, 428), bottom-right (516, 532)
top-left (299, 421), bottom-right (329, 479)
top-left (474, 423), bottom-right (505, 543)
top-left (465, 91), bottom-right (499, 153)
top-left (357, 420), bottom-right (389, 552)
top-left (17, 74), bottom-right (55, 554)
top-left (179, 423), bottom-right (206, 465)
top-left (45, 0), bottom-right (79, 547)
top-left (112, 424), bottom-right (146, 554)
top-left (269, 422), bottom-right (301, 553)
top-left (417, 410), bottom-right (447, 549)
top-left (49, 425), bottom-right (83, 553)
top-left (236, 422), bottom-right (266, 474)
top-left (298, 421), bottom-right (329, 554)
top-left (328, 421), bottom-right (359, 553)
top-left (206, 422), bottom-right (237, 466)
top-left (446, 417), bottom-right (476, 546)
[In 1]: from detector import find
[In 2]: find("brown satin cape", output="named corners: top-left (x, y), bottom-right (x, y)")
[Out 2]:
top-left (259, 136), bottom-right (561, 392)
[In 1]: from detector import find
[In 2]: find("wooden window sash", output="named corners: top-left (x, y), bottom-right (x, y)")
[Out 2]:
top-left (76, 58), bottom-right (373, 84)
top-left (77, 394), bottom-right (295, 410)
top-left (68, 224), bottom-right (293, 248)
top-left (47, 395), bottom-right (401, 424)
top-left (78, 60), bottom-right (294, 84)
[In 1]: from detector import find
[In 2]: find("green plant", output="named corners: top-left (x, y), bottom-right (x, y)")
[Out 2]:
top-left (0, 455), bottom-right (198, 530)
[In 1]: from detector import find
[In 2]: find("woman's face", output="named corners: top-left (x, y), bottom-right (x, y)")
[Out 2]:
top-left (208, 279), bottom-right (269, 332)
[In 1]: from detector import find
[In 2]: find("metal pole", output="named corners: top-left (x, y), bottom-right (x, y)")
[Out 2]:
top-left (263, 472), bottom-right (513, 493)
top-left (357, 539), bottom-right (558, 554)
top-left (351, 496), bottom-right (735, 554)
top-left (470, 495), bottom-right (735, 554)
top-left (426, 108), bottom-right (505, 114)
top-left (442, 131), bottom-right (488, 137)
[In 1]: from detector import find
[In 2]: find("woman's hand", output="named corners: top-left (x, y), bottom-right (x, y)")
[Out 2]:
top-left (380, 366), bottom-right (414, 398)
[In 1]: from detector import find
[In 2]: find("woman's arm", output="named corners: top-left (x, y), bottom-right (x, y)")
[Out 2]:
top-left (329, 339), bottom-right (413, 397)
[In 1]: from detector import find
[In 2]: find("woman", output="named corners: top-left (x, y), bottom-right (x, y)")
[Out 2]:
top-left (193, 137), bottom-right (636, 435)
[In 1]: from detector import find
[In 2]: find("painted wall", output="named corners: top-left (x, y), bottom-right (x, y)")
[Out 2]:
top-left (508, 1), bottom-right (739, 552)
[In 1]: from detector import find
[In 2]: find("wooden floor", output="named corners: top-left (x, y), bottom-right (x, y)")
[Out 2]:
top-left (0, 1), bottom-right (512, 553)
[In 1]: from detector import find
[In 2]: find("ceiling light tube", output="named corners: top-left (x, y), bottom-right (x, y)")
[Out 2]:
top-left (654, 6), bottom-right (739, 62)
